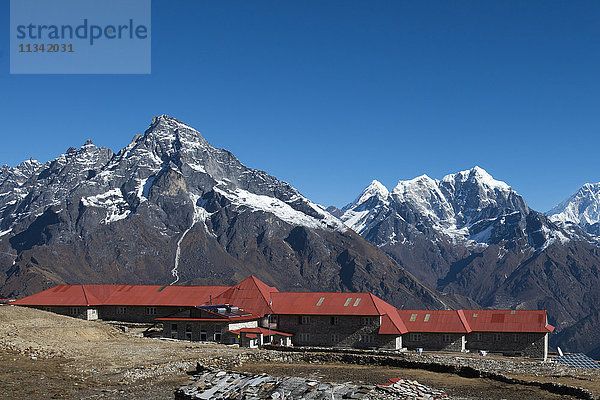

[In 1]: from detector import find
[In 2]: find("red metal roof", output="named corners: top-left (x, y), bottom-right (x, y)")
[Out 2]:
top-left (12, 284), bottom-right (230, 307)
top-left (271, 292), bottom-right (381, 315)
top-left (228, 327), bottom-right (293, 337)
top-left (462, 309), bottom-right (554, 333)
top-left (209, 276), bottom-right (278, 316)
top-left (397, 310), bottom-right (472, 333)
top-left (271, 292), bottom-right (407, 334)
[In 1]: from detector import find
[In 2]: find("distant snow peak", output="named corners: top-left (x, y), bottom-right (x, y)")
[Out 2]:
top-left (355, 179), bottom-right (389, 205)
top-left (549, 182), bottom-right (600, 228)
top-left (443, 166), bottom-right (510, 191)
top-left (393, 174), bottom-right (438, 195)
top-left (340, 166), bottom-right (533, 246)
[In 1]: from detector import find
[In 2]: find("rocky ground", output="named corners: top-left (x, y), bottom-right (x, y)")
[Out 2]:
top-left (1, 306), bottom-right (600, 399)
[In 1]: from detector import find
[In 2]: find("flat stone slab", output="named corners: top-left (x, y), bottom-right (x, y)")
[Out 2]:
top-left (175, 366), bottom-right (450, 399)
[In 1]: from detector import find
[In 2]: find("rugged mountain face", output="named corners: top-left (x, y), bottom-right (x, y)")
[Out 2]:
top-left (548, 183), bottom-right (600, 237)
top-left (339, 168), bottom-right (600, 354)
top-left (0, 116), bottom-right (443, 310)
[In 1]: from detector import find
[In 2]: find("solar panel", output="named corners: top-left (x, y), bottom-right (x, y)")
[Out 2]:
top-left (554, 353), bottom-right (600, 369)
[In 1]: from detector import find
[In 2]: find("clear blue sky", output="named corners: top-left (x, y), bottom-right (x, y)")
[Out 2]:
top-left (1, 1), bottom-right (599, 212)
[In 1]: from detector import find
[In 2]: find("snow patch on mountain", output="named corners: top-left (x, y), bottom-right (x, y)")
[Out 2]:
top-left (215, 186), bottom-right (345, 231)
top-left (81, 189), bottom-right (130, 224)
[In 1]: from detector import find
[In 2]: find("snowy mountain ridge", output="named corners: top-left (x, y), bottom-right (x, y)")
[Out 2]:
top-left (339, 166), bottom-right (564, 248)
top-left (0, 115), bottom-right (345, 235)
top-left (548, 182), bottom-right (600, 236)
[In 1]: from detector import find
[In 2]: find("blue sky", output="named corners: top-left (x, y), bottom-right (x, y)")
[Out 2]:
top-left (1, 1), bottom-right (599, 212)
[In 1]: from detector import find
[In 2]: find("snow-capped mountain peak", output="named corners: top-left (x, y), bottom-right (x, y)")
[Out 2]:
top-left (354, 180), bottom-right (389, 206)
top-left (548, 182), bottom-right (600, 233)
top-left (442, 166), bottom-right (510, 191)
top-left (339, 167), bottom-right (551, 248)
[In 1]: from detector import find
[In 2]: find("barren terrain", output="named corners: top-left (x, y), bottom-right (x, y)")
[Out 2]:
top-left (1, 306), bottom-right (600, 399)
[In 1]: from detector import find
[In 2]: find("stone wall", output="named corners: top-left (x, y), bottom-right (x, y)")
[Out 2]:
top-left (402, 332), bottom-right (465, 352)
top-left (163, 320), bottom-right (229, 342)
top-left (30, 305), bottom-right (94, 320)
top-left (466, 332), bottom-right (547, 359)
top-left (99, 305), bottom-right (183, 323)
top-left (276, 314), bottom-right (401, 350)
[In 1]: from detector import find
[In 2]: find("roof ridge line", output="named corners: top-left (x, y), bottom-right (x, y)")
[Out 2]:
top-left (457, 309), bottom-right (472, 333)
top-left (81, 285), bottom-right (90, 307)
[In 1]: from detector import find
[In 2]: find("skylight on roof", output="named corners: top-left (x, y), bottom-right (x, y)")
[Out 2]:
top-left (316, 297), bottom-right (325, 306)
top-left (344, 298), bottom-right (352, 306)
top-left (473, 313), bottom-right (478, 317)
top-left (511, 310), bottom-right (516, 314)
top-left (424, 313), bottom-right (430, 322)
top-left (353, 298), bottom-right (361, 307)
top-left (410, 313), bottom-right (417, 322)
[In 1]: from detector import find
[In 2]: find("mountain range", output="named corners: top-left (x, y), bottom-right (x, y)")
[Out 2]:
top-left (1, 116), bottom-right (599, 356)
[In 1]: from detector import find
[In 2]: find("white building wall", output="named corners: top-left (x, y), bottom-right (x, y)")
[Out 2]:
top-left (228, 320), bottom-right (258, 330)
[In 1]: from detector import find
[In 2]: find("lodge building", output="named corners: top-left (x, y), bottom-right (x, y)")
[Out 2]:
top-left (10, 275), bottom-right (555, 359)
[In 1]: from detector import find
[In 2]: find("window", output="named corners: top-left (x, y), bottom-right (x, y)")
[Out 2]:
top-left (353, 298), bottom-right (361, 307)
top-left (410, 333), bottom-right (422, 342)
top-left (214, 331), bottom-right (222, 342)
top-left (361, 316), bottom-right (374, 326)
top-left (301, 315), bottom-right (311, 325)
top-left (424, 314), bottom-right (431, 322)
top-left (331, 333), bottom-right (340, 343)
top-left (299, 332), bottom-right (311, 343)
top-left (409, 313), bottom-right (417, 322)
top-left (512, 334), bottom-right (519, 342)
top-left (270, 315), bottom-right (278, 323)
top-left (330, 316), bottom-right (339, 325)
top-left (528, 333), bottom-right (537, 342)
top-left (360, 334), bottom-right (374, 343)
top-left (171, 323), bottom-right (178, 331)
top-left (494, 333), bottom-right (502, 342)
top-left (43, 307), bottom-right (52, 312)
top-left (442, 334), bottom-right (452, 343)
top-left (178, 307), bottom-right (186, 312)
top-left (70, 307), bottom-right (79, 316)
top-left (344, 297), bottom-right (353, 306)
top-left (474, 332), bottom-right (482, 341)
top-left (116, 306), bottom-right (127, 314)
top-left (473, 313), bottom-right (478, 318)
top-left (200, 330), bottom-right (207, 341)
top-left (146, 307), bottom-right (157, 315)
top-left (316, 297), bottom-right (325, 306)
top-left (185, 324), bottom-right (192, 332)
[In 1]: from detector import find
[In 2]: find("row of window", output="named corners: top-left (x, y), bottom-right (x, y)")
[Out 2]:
top-left (295, 333), bottom-right (375, 344)
top-left (298, 316), bottom-right (378, 326)
top-left (408, 333), bottom-right (539, 343)
top-left (170, 324), bottom-right (223, 341)
top-left (408, 333), bottom-right (453, 343)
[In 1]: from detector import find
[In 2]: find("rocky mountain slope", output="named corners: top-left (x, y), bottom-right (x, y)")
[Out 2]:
top-left (338, 168), bottom-right (600, 355)
top-left (0, 116), bottom-right (443, 310)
